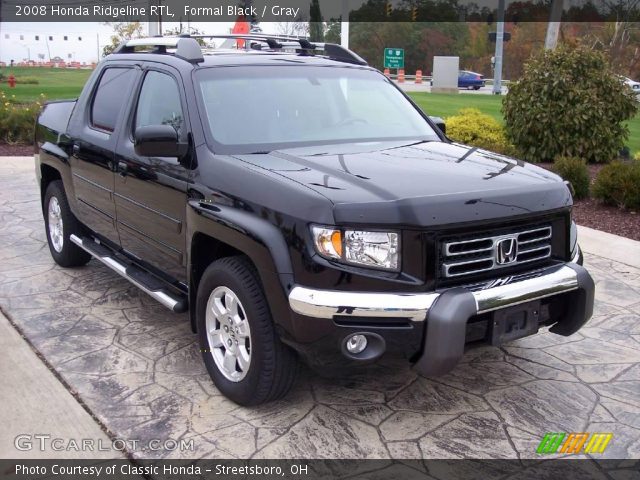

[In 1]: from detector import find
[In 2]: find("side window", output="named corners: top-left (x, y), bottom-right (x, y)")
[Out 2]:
top-left (135, 71), bottom-right (184, 136)
top-left (91, 68), bottom-right (136, 132)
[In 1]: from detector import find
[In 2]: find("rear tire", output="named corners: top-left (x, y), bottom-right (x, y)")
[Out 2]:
top-left (43, 180), bottom-right (91, 268)
top-left (196, 256), bottom-right (297, 406)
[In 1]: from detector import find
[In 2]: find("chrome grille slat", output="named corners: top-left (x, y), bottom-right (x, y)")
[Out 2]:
top-left (441, 224), bottom-right (553, 279)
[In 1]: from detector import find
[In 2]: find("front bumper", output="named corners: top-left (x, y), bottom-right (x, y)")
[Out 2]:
top-left (288, 249), bottom-right (594, 377)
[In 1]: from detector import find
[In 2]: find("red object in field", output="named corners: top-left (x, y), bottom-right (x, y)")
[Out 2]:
top-left (8, 74), bottom-right (16, 88)
top-left (383, 68), bottom-right (390, 78)
top-left (415, 70), bottom-right (422, 84)
top-left (232, 16), bottom-right (250, 48)
top-left (398, 69), bottom-right (405, 83)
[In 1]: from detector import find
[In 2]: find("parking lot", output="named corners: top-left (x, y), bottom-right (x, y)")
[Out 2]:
top-left (1, 157), bottom-right (639, 460)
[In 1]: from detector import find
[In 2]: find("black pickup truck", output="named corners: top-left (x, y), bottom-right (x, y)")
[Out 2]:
top-left (35, 35), bottom-right (594, 406)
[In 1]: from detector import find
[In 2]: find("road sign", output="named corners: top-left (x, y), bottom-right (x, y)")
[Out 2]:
top-left (384, 48), bottom-right (404, 69)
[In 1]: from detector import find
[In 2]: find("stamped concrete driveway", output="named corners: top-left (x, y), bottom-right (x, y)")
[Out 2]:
top-left (0, 157), bottom-right (639, 460)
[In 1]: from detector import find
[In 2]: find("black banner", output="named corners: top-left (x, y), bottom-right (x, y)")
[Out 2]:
top-left (2, 459), bottom-right (639, 480)
top-left (0, 0), bottom-right (639, 23)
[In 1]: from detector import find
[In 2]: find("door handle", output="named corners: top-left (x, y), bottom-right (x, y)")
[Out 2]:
top-left (117, 161), bottom-right (128, 177)
top-left (72, 144), bottom-right (80, 155)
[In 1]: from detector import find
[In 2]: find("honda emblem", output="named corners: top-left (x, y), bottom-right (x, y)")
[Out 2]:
top-left (496, 237), bottom-right (518, 265)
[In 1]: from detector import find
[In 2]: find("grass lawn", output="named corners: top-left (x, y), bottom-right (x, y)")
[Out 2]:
top-left (0, 66), bottom-right (91, 103)
top-left (1, 67), bottom-right (638, 154)
top-left (408, 91), bottom-right (640, 155)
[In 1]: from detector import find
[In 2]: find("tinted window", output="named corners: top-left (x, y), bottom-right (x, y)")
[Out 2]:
top-left (196, 66), bottom-right (438, 154)
top-left (135, 71), bottom-right (184, 136)
top-left (91, 68), bottom-right (136, 132)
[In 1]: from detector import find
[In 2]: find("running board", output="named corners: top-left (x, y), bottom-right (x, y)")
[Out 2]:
top-left (70, 234), bottom-right (187, 313)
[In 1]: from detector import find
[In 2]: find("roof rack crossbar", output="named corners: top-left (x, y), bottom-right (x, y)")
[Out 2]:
top-left (112, 34), bottom-right (366, 66)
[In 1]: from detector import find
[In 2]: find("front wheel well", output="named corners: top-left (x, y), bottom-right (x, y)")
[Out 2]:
top-left (40, 164), bottom-right (62, 209)
top-left (189, 232), bottom-right (252, 332)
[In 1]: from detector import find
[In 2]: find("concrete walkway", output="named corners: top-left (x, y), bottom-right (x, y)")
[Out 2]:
top-left (578, 225), bottom-right (640, 269)
top-left (0, 311), bottom-right (119, 459)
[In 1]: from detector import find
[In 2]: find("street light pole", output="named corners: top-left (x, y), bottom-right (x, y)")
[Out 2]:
top-left (341, 0), bottom-right (349, 49)
top-left (492, 0), bottom-right (505, 95)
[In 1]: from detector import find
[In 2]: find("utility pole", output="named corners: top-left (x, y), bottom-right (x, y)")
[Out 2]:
top-left (341, 0), bottom-right (349, 48)
top-left (148, 0), bottom-right (159, 36)
top-left (544, 0), bottom-right (564, 49)
top-left (492, 0), bottom-right (505, 95)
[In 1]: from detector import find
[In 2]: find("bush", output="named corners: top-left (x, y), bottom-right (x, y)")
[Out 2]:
top-left (503, 46), bottom-right (638, 163)
top-left (552, 156), bottom-right (590, 199)
top-left (16, 76), bottom-right (39, 84)
top-left (592, 160), bottom-right (640, 209)
top-left (0, 91), bottom-right (42, 144)
top-left (445, 108), bottom-right (516, 156)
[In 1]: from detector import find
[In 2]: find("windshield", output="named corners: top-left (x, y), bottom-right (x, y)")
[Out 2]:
top-left (195, 65), bottom-right (439, 154)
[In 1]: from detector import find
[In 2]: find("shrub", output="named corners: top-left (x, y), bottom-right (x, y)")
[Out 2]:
top-left (592, 160), bottom-right (640, 209)
top-left (553, 156), bottom-right (590, 199)
top-left (445, 108), bottom-right (516, 156)
top-left (0, 91), bottom-right (43, 144)
top-left (503, 46), bottom-right (638, 163)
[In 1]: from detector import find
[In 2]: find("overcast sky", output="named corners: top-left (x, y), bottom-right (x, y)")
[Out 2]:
top-left (0, 21), bottom-right (285, 63)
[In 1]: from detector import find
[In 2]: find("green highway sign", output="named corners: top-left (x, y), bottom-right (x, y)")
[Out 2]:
top-left (384, 48), bottom-right (405, 69)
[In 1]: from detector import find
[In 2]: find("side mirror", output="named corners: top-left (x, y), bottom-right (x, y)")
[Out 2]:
top-left (429, 116), bottom-right (446, 135)
top-left (134, 125), bottom-right (188, 158)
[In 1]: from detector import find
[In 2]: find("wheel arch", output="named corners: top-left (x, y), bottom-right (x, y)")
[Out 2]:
top-left (186, 201), bottom-right (295, 335)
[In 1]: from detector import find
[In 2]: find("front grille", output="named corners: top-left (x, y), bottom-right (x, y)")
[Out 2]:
top-left (441, 225), bottom-right (552, 278)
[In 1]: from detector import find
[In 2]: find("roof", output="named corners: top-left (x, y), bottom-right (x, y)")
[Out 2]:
top-left (110, 35), bottom-right (369, 70)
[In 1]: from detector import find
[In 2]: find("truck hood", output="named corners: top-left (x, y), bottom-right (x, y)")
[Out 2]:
top-left (234, 141), bottom-right (571, 226)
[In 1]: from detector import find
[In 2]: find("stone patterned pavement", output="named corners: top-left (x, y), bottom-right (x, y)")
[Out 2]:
top-left (1, 157), bottom-right (639, 460)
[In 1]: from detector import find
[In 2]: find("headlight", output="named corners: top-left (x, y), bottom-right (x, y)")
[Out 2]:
top-left (311, 226), bottom-right (400, 271)
top-left (570, 219), bottom-right (578, 255)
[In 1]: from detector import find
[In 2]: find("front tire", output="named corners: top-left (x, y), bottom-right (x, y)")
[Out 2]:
top-left (197, 256), bottom-right (297, 406)
top-left (43, 180), bottom-right (91, 268)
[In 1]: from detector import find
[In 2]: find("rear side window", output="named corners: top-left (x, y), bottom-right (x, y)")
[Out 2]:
top-left (135, 71), bottom-right (184, 136)
top-left (91, 68), bottom-right (136, 132)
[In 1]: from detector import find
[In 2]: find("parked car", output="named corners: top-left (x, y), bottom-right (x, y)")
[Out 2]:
top-left (458, 70), bottom-right (485, 90)
top-left (621, 76), bottom-right (640, 91)
top-left (35, 36), bottom-right (594, 406)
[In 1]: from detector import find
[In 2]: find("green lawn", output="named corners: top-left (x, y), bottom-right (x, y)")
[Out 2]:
top-left (0, 66), bottom-right (91, 103)
top-left (0, 67), bottom-right (638, 154)
top-left (408, 91), bottom-right (640, 156)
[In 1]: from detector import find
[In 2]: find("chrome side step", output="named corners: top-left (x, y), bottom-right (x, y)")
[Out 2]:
top-left (70, 234), bottom-right (187, 313)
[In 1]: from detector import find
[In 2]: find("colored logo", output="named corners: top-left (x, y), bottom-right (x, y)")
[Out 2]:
top-left (537, 432), bottom-right (613, 455)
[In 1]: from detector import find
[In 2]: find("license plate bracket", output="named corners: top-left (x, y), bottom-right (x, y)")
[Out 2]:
top-left (490, 300), bottom-right (541, 346)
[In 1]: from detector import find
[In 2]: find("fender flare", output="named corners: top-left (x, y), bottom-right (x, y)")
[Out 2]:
top-left (186, 200), bottom-right (295, 334)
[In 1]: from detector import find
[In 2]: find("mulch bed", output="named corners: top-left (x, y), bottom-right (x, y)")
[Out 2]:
top-left (1, 144), bottom-right (637, 241)
top-left (540, 162), bottom-right (639, 242)
top-left (0, 144), bottom-right (33, 156)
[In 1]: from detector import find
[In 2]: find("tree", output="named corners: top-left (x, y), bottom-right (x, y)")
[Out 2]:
top-left (309, 0), bottom-right (324, 41)
top-left (102, 22), bottom-right (143, 57)
top-left (503, 45), bottom-right (638, 163)
top-left (164, 26), bottom-right (208, 46)
top-left (274, 22), bottom-right (309, 37)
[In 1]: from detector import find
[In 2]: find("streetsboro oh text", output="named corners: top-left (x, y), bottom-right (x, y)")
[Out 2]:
top-left (16, 464), bottom-right (302, 476)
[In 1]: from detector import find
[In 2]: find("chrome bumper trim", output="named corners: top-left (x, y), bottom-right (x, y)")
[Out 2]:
top-left (289, 262), bottom-right (580, 321)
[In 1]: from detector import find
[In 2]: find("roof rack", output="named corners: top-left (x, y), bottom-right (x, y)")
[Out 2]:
top-left (112, 34), bottom-right (368, 66)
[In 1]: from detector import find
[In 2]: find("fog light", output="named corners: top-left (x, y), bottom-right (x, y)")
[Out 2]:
top-left (346, 334), bottom-right (368, 354)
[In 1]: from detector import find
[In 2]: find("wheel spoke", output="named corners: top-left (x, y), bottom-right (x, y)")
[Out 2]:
top-left (237, 347), bottom-right (250, 372)
top-left (225, 292), bottom-right (238, 316)
top-left (211, 297), bottom-right (226, 318)
top-left (223, 350), bottom-right (237, 372)
top-left (235, 319), bottom-right (250, 338)
top-left (208, 331), bottom-right (223, 348)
